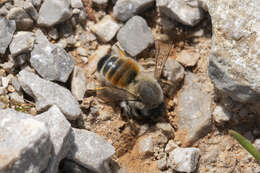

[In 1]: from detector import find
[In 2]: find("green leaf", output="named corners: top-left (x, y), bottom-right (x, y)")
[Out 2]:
top-left (229, 129), bottom-right (260, 161)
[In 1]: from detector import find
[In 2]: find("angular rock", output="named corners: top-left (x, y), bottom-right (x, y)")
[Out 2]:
top-left (30, 0), bottom-right (42, 9)
top-left (157, 157), bottom-right (167, 171)
top-left (90, 15), bottom-right (120, 43)
top-left (138, 135), bottom-right (154, 157)
top-left (17, 69), bottom-right (81, 120)
top-left (36, 106), bottom-right (72, 173)
top-left (37, 0), bottom-right (72, 27)
top-left (71, 0), bottom-right (83, 8)
top-left (0, 18), bottom-right (16, 55)
top-left (8, 92), bottom-right (24, 103)
top-left (176, 49), bottom-right (200, 67)
top-left (156, 0), bottom-right (204, 26)
top-left (175, 73), bottom-right (211, 146)
top-left (7, 7), bottom-right (34, 30)
top-left (113, 0), bottom-right (154, 22)
top-left (0, 109), bottom-right (51, 173)
top-left (168, 147), bottom-right (200, 173)
top-left (71, 66), bottom-right (87, 101)
top-left (117, 16), bottom-right (154, 56)
top-left (30, 30), bottom-right (75, 82)
top-left (165, 140), bottom-right (178, 153)
top-left (212, 105), bottom-right (232, 124)
top-left (67, 128), bottom-right (115, 173)
top-left (23, 1), bottom-right (39, 21)
top-left (205, 0), bottom-right (260, 104)
top-left (9, 31), bottom-right (35, 57)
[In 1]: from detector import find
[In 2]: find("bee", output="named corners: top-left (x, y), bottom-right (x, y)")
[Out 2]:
top-left (96, 51), bottom-right (165, 120)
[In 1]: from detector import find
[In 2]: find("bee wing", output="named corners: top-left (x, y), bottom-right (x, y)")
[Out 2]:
top-left (154, 40), bottom-right (174, 81)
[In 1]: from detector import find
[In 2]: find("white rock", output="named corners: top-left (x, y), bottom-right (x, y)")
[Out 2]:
top-left (23, 1), bottom-right (39, 21)
top-left (156, 0), bottom-right (204, 26)
top-left (168, 147), bottom-right (200, 173)
top-left (165, 140), bottom-right (178, 153)
top-left (90, 15), bottom-right (121, 43)
top-left (0, 109), bottom-right (51, 173)
top-left (138, 135), bottom-right (154, 156)
top-left (71, 66), bottom-right (87, 101)
top-left (36, 106), bottom-right (72, 173)
top-left (8, 92), bottom-right (24, 103)
top-left (9, 31), bottom-right (35, 57)
top-left (176, 49), bottom-right (200, 67)
top-left (67, 128), bottom-right (115, 173)
top-left (117, 16), bottom-right (154, 56)
top-left (213, 105), bottom-right (232, 124)
top-left (254, 139), bottom-right (260, 152)
top-left (71, 0), bottom-right (83, 8)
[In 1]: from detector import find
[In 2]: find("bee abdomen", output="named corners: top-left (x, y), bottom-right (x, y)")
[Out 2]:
top-left (97, 55), bottom-right (140, 87)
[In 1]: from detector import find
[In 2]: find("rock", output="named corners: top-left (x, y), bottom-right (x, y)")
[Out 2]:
top-left (117, 16), bottom-right (154, 56)
top-left (157, 157), bottom-right (167, 171)
top-left (76, 47), bottom-right (88, 56)
top-left (37, 0), bottom-right (72, 27)
top-left (155, 122), bottom-right (174, 137)
top-left (1, 74), bottom-right (13, 88)
top-left (17, 69), bottom-right (81, 120)
top-left (138, 135), bottom-right (154, 157)
top-left (113, 0), bottom-right (154, 22)
top-left (168, 147), bottom-right (200, 173)
top-left (253, 139), bottom-right (260, 151)
top-left (23, 1), bottom-right (39, 21)
top-left (90, 15), bottom-right (120, 43)
top-left (0, 109), bottom-right (51, 173)
top-left (7, 7), bottom-right (34, 30)
top-left (165, 140), bottom-right (178, 153)
top-left (8, 92), bottom-right (24, 103)
top-left (60, 159), bottom-right (94, 173)
top-left (0, 18), bottom-right (16, 55)
top-left (71, 0), bottom-right (83, 8)
top-left (67, 128), bottom-right (115, 173)
top-left (36, 106), bottom-right (72, 173)
top-left (176, 49), bottom-right (200, 67)
top-left (212, 105), bottom-right (232, 124)
top-left (30, 30), bottom-right (75, 82)
top-left (71, 66), bottom-right (87, 101)
top-left (9, 31), bottom-right (35, 57)
top-left (156, 0), bottom-right (204, 26)
top-left (48, 27), bottom-right (59, 40)
top-left (11, 77), bottom-right (21, 92)
top-left (205, 0), bottom-right (260, 104)
top-left (175, 73), bottom-right (211, 146)
top-left (162, 57), bottom-right (185, 96)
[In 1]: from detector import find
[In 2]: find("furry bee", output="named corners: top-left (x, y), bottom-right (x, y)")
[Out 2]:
top-left (96, 52), bottom-right (165, 120)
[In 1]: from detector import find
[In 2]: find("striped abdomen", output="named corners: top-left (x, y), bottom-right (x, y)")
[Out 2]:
top-left (97, 55), bottom-right (140, 88)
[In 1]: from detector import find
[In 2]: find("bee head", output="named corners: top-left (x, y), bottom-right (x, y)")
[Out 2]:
top-left (136, 78), bottom-right (164, 109)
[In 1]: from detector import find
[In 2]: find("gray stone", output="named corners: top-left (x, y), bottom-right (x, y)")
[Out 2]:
top-left (71, 0), bottom-right (83, 8)
top-left (76, 47), bottom-right (88, 56)
top-left (113, 0), bottom-right (154, 22)
top-left (0, 18), bottom-right (16, 55)
top-left (30, 30), bottom-right (75, 83)
top-left (60, 159), bottom-right (94, 173)
top-left (117, 16), bottom-right (154, 56)
top-left (23, 1), bottom-right (38, 21)
top-left (37, 0), bottom-right (72, 27)
top-left (67, 128), bottom-right (115, 173)
top-left (17, 69), bottom-right (81, 120)
top-left (90, 15), bottom-right (120, 43)
top-left (36, 106), bottom-right (72, 173)
top-left (156, 0), bottom-right (204, 26)
top-left (168, 147), bottom-right (200, 173)
top-left (0, 109), bottom-right (51, 173)
top-left (138, 135), bottom-right (154, 156)
top-left (9, 31), bottom-right (35, 56)
top-left (175, 73), bottom-right (211, 146)
top-left (71, 66), bottom-right (87, 101)
top-left (176, 49), bottom-right (200, 67)
top-left (212, 105), bottom-right (232, 124)
top-left (14, 53), bottom-right (29, 66)
top-left (204, 0), bottom-right (260, 104)
top-left (11, 77), bottom-right (22, 92)
top-left (7, 7), bottom-right (33, 30)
